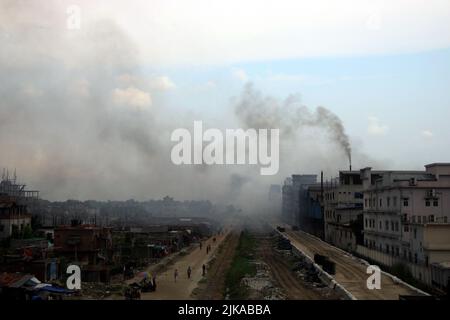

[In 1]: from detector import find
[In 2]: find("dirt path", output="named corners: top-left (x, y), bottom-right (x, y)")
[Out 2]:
top-left (195, 231), bottom-right (240, 300)
top-left (281, 227), bottom-right (420, 300)
top-left (139, 231), bottom-right (230, 300)
top-left (257, 236), bottom-right (323, 300)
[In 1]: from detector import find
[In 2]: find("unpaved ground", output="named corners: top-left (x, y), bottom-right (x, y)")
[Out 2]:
top-left (257, 235), bottom-right (332, 300)
top-left (240, 221), bottom-right (340, 300)
top-left (194, 231), bottom-right (240, 300)
top-left (138, 231), bottom-right (230, 300)
top-left (280, 226), bottom-right (422, 300)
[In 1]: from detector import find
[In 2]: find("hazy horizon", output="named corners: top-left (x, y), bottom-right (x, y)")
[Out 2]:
top-left (1, 0), bottom-right (450, 210)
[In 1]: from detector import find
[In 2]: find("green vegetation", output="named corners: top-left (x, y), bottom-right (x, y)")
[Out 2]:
top-left (224, 230), bottom-right (256, 299)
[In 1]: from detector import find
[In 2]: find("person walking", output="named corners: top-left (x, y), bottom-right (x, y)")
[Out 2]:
top-left (174, 268), bottom-right (178, 282)
top-left (202, 264), bottom-right (206, 276)
top-left (187, 266), bottom-right (192, 279)
top-left (152, 274), bottom-right (157, 292)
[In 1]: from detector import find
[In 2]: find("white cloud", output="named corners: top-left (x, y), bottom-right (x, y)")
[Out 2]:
top-left (368, 116), bottom-right (389, 136)
top-left (421, 130), bottom-right (434, 138)
top-left (3, 1), bottom-right (450, 67)
top-left (112, 87), bottom-right (152, 110)
top-left (90, 0), bottom-right (450, 66)
top-left (232, 68), bottom-right (248, 82)
top-left (148, 76), bottom-right (176, 91)
top-left (117, 74), bottom-right (176, 91)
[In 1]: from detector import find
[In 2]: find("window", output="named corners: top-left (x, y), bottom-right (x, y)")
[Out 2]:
top-left (418, 216), bottom-right (422, 223)
top-left (429, 215), bottom-right (435, 223)
top-left (393, 197), bottom-right (397, 207)
top-left (385, 221), bottom-right (389, 230)
top-left (365, 199), bottom-right (368, 207)
top-left (380, 199), bottom-right (383, 207)
top-left (365, 219), bottom-right (368, 228)
top-left (391, 221), bottom-right (395, 231)
top-left (379, 221), bottom-right (382, 229)
top-left (425, 200), bottom-right (430, 207)
top-left (444, 216), bottom-right (448, 223)
top-left (387, 197), bottom-right (391, 207)
top-left (433, 200), bottom-right (439, 207)
top-left (395, 222), bottom-right (399, 232)
top-left (403, 199), bottom-right (409, 207)
top-left (414, 228), bottom-right (417, 239)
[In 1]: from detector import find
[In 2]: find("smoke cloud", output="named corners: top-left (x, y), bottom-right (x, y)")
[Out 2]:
top-left (0, 1), bottom-right (385, 214)
top-left (235, 83), bottom-right (352, 163)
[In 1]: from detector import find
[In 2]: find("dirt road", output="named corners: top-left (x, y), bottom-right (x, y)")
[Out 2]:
top-left (281, 227), bottom-right (421, 299)
top-left (257, 235), bottom-right (324, 300)
top-left (195, 231), bottom-right (240, 300)
top-left (138, 231), bottom-right (229, 300)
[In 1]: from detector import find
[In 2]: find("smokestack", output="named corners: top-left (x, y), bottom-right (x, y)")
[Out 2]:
top-left (349, 153), bottom-right (352, 171)
top-left (320, 170), bottom-right (324, 220)
top-left (320, 171), bottom-right (324, 201)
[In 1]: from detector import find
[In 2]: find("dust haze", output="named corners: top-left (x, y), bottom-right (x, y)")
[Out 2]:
top-left (0, 0), bottom-right (385, 213)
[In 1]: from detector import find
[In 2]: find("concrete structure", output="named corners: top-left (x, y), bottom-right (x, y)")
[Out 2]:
top-left (54, 220), bottom-right (113, 282)
top-left (0, 196), bottom-right (32, 239)
top-left (323, 171), bottom-right (364, 252)
top-left (303, 184), bottom-right (325, 239)
top-left (361, 163), bottom-right (450, 291)
top-left (268, 184), bottom-right (282, 216)
top-left (281, 175), bottom-right (317, 227)
top-left (281, 177), bottom-right (294, 224)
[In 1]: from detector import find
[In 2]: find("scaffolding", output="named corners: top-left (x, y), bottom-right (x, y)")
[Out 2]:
top-left (0, 168), bottom-right (39, 200)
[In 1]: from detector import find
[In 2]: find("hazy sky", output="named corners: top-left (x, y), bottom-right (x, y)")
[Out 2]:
top-left (1, 0), bottom-right (450, 205)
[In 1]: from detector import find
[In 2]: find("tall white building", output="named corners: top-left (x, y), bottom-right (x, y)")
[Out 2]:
top-left (324, 171), bottom-right (364, 252)
top-left (361, 163), bottom-right (450, 290)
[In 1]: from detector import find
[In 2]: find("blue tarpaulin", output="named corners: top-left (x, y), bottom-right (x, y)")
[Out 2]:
top-left (36, 285), bottom-right (74, 294)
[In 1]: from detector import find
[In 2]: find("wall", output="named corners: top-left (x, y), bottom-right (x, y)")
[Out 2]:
top-left (356, 245), bottom-right (433, 287)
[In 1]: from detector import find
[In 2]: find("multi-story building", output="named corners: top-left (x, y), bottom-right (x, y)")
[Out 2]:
top-left (268, 184), bottom-right (282, 216)
top-left (361, 163), bottom-right (450, 290)
top-left (281, 177), bottom-right (294, 224)
top-left (323, 171), bottom-right (364, 252)
top-left (54, 220), bottom-right (113, 282)
top-left (0, 173), bottom-right (38, 239)
top-left (0, 195), bottom-right (32, 239)
top-left (303, 183), bottom-right (325, 239)
top-left (281, 175), bottom-right (317, 227)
